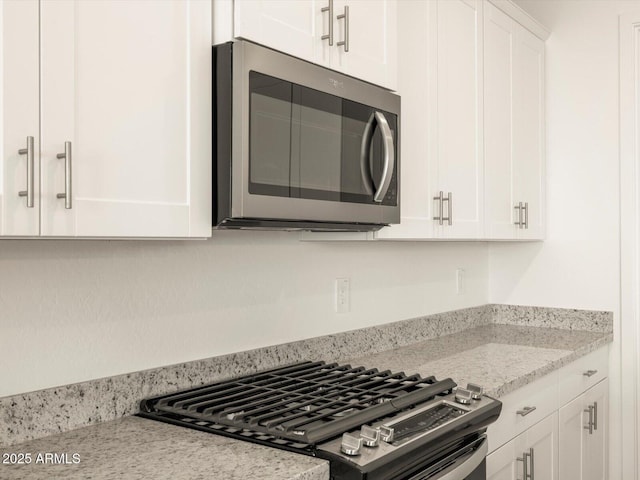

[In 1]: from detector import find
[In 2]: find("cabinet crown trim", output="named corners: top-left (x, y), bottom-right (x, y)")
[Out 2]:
top-left (487, 0), bottom-right (551, 40)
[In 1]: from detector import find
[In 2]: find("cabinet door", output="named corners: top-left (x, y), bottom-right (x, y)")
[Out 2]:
top-left (374, 0), bottom-right (433, 239)
top-left (0, 0), bottom-right (40, 236)
top-left (234, 0), bottom-right (318, 65)
top-left (487, 437), bottom-right (519, 480)
top-left (40, 0), bottom-right (211, 237)
top-left (513, 26), bottom-right (545, 240)
top-left (558, 378), bottom-right (609, 480)
top-left (558, 394), bottom-right (587, 479)
top-left (330, 0), bottom-right (397, 90)
top-left (483, 2), bottom-right (516, 240)
top-left (584, 379), bottom-right (608, 480)
top-left (523, 412), bottom-right (558, 480)
top-left (432, 0), bottom-right (484, 238)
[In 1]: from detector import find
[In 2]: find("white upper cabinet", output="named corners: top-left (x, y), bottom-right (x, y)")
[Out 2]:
top-left (375, 0), bottom-right (432, 239)
top-left (377, 0), bottom-right (484, 240)
top-left (0, 0), bottom-right (40, 236)
top-left (432, 0), bottom-right (484, 239)
top-left (484, 1), bottom-right (546, 240)
top-left (378, 0), bottom-right (547, 241)
top-left (512, 25), bottom-right (545, 239)
top-left (40, 0), bottom-right (211, 238)
top-left (234, 0), bottom-right (317, 62)
top-left (0, 0), bottom-right (213, 238)
top-left (330, 0), bottom-right (397, 91)
top-left (231, 0), bottom-right (397, 90)
top-left (484, 3), bottom-right (515, 239)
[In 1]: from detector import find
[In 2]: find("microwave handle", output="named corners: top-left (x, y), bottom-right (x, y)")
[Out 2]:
top-left (360, 113), bottom-right (376, 195)
top-left (373, 111), bottom-right (395, 203)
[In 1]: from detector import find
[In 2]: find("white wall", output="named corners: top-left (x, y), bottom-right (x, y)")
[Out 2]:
top-left (492, 2), bottom-right (640, 479)
top-left (0, 234), bottom-right (488, 397)
top-left (490, 0), bottom-right (633, 312)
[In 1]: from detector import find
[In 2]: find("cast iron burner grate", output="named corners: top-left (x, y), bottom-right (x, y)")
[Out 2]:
top-left (140, 361), bottom-right (456, 445)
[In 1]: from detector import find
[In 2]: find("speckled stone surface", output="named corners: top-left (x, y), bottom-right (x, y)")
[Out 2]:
top-left (0, 319), bottom-right (612, 480)
top-left (1, 304), bottom-right (611, 447)
top-left (0, 416), bottom-right (329, 480)
top-left (0, 305), bottom-right (490, 447)
top-left (490, 304), bottom-right (613, 332)
top-left (346, 324), bottom-right (612, 398)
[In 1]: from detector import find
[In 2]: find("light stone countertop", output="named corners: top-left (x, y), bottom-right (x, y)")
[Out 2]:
top-left (0, 323), bottom-right (611, 480)
top-left (0, 416), bottom-right (329, 480)
top-left (346, 324), bottom-right (612, 398)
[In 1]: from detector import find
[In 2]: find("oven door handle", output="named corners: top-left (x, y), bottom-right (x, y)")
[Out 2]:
top-left (360, 111), bottom-right (395, 202)
top-left (428, 437), bottom-right (488, 480)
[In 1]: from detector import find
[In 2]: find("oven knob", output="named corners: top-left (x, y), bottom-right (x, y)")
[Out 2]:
top-left (341, 433), bottom-right (363, 456)
top-left (454, 388), bottom-right (473, 405)
top-left (360, 425), bottom-right (380, 447)
top-left (380, 425), bottom-right (395, 443)
top-left (466, 383), bottom-right (484, 400)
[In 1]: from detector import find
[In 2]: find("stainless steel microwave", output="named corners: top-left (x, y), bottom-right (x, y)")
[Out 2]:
top-left (213, 40), bottom-right (400, 231)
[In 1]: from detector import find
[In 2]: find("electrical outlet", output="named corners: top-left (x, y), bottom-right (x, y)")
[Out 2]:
top-left (335, 278), bottom-right (350, 313)
top-left (456, 269), bottom-right (465, 295)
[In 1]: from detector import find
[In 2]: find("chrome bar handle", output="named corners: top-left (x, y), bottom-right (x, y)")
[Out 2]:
top-left (321, 0), bottom-right (334, 46)
top-left (444, 192), bottom-right (452, 225)
top-left (433, 191), bottom-right (444, 225)
top-left (583, 369), bottom-right (598, 377)
top-left (593, 401), bottom-right (598, 430)
top-left (524, 202), bottom-right (529, 229)
top-left (529, 447), bottom-right (534, 480)
top-left (584, 405), bottom-right (594, 434)
top-left (517, 450), bottom-right (530, 480)
top-left (514, 203), bottom-right (522, 228)
top-left (18, 136), bottom-right (35, 208)
top-left (56, 141), bottom-right (72, 209)
top-left (337, 5), bottom-right (349, 52)
top-left (372, 112), bottom-right (395, 203)
top-left (516, 406), bottom-right (537, 417)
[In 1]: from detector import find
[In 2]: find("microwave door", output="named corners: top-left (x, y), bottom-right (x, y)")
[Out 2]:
top-left (360, 111), bottom-right (396, 204)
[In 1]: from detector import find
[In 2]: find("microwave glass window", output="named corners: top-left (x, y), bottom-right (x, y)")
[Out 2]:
top-left (249, 75), bottom-right (292, 189)
top-left (249, 71), bottom-right (397, 206)
top-left (292, 89), bottom-right (342, 197)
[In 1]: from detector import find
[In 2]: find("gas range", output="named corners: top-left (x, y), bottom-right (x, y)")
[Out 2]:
top-left (139, 361), bottom-right (501, 480)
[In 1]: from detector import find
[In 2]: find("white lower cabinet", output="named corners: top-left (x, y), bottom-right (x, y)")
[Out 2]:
top-left (488, 413), bottom-right (558, 480)
top-left (558, 378), bottom-right (609, 480)
top-left (487, 346), bottom-right (609, 480)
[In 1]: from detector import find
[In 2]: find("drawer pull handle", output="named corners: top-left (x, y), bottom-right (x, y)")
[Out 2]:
top-left (516, 406), bottom-right (537, 417)
top-left (583, 370), bottom-right (598, 377)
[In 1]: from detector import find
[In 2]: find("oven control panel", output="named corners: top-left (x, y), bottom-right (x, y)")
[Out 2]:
top-left (317, 388), bottom-right (500, 467)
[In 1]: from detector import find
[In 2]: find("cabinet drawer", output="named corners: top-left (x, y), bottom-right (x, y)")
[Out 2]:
top-left (557, 346), bottom-right (609, 406)
top-left (487, 370), bottom-right (558, 453)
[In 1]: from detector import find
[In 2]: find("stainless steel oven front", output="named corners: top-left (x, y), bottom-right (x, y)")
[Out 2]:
top-left (213, 40), bottom-right (401, 231)
top-left (402, 436), bottom-right (487, 480)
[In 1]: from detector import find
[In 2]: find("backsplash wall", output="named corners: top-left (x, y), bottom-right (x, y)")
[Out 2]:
top-left (0, 232), bottom-right (488, 397)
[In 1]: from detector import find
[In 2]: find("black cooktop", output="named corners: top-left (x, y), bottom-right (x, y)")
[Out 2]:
top-left (139, 361), bottom-right (456, 445)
